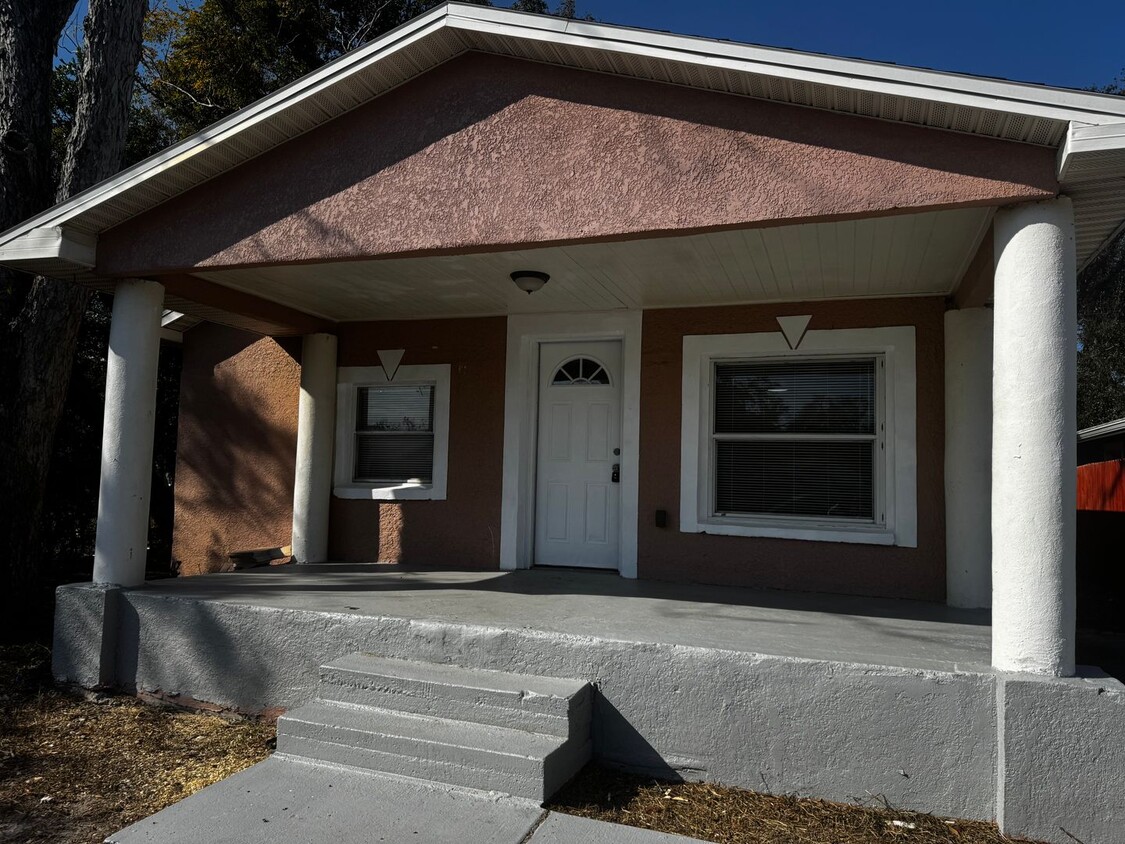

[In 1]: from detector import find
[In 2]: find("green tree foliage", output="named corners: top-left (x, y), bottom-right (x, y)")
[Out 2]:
top-left (1078, 233), bottom-right (1125, 429)
top-left (511, 1), bottom-right (583, 18)
top-left (1077, 74), bottom-right (1125, 429)
top-left (140, 1), bottom-right (482, 138)
top-left (139, 0), bottom-right (589, 138)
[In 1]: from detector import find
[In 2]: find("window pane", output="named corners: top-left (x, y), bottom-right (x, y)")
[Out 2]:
top-left (356, 385), bottom-right (433, 432)
top-left (552, 357), bottom-right (610, 385)
top-left (354, 384), bottom-right (435, 483)
top-left (714, 440), bottom-right (874, 519)
top-left (714, 359), bottom-right (875, 435)
top-left (355, 433), bottom-right (434, 483)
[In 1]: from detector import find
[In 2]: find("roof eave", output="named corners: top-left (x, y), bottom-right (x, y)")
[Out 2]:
top-left (6, 1), bottom-right (1125, 276)
top-left (1078, 417), bottom-right (1125, 442)
top-left (0, 226), bottom-right (96, 273)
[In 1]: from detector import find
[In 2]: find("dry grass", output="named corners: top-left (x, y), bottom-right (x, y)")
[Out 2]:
top-left (549, 764), bottom-right (1046, 844)
top-left (0, 644), bottom-right (274, 844)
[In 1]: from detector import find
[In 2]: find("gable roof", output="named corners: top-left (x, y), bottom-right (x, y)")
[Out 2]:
top-left (3, 1), bottom-right (1125, 280)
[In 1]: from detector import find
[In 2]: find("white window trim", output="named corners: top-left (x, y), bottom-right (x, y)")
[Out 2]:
top-left (333, 364), bottom-right (450, 500)
top-left (680, 327), bottom-right (917, 547)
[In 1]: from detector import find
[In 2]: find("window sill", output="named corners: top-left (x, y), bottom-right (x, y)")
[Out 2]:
top-left (333, 483), bottom-right (443, 501)
top-left (684, 519), bottom-right (896, 546)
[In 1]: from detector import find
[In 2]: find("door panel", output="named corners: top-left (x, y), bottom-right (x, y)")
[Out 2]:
top-left (535, 341), bottom-right (622, 569)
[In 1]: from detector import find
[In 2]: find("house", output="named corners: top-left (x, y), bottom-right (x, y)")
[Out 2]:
top-left (1079, 417), bottom-right (1125, 465)
top-left (2, 5), bottom-right (1124, 842)
top-left (1076, 419), bottom-right (1125, 669)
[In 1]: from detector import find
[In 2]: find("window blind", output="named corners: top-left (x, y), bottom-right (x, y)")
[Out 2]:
top-left (712, 358), bottom-right (877, 521)
top-left (354, 385), bottom-right (435, 483)
top-left (714, 440), bottom-right (874, 519)
top-left (714, 359), bottom-right (875, 435)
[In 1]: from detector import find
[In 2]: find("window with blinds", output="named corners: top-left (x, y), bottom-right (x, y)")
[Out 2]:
top-left (712, 358), bottom-right (879, 522)
top-left (353, 384), bottom-right (435, 484)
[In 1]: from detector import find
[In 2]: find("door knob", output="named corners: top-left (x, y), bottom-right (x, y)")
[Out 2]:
top-left (611, 463), bottom-right (620, 483)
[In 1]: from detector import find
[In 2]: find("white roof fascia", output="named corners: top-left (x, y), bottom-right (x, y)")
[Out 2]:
top-left (1059, 120), bottom-right (1125, 272)
top-left (1078, 417), bottom-right (1125, 442)
top-left (448, 4), bottom-right (1125, 125)
top-left (0, 226), bottom-right (96, 268)
top-left (1059, 120), bottom-right (1125, 180)
top-left (6, 1), bottom-right (1125, 264)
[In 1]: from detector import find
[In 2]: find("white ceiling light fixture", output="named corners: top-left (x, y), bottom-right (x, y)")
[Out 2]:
top-left (510, 270), bottom-right (549, 294)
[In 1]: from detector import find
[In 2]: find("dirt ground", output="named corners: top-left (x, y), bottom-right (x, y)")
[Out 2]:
top-left (549, 764), bottom-right (1046, 844)
top-left (0, 645), bottom-right (274, 844)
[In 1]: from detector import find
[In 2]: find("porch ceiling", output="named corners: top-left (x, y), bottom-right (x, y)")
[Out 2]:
top-left (193, 206), bottom-right (992, 321)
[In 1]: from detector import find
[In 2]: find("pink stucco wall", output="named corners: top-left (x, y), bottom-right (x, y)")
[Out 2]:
top-left (328, 317), bottom-right (507, 568)
top-left (175, 300), bottom-right (946, 600)
top-left (172, 324), bottom-right (301, 575)
top-left (98, 53), bottom-right (1056, 277)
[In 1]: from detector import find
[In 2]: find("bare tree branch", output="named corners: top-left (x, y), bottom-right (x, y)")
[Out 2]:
top-left (150, 76), bottom-right (223, 110)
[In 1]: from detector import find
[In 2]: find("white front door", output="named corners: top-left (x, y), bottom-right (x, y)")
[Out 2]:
top-left (534, 341), bottom-right (623, 569)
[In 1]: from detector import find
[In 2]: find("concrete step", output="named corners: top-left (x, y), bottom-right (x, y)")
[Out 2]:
top-left (319, 653), bottom-right (592, 739)
top-left (277, 700), bottom-right (590, 801)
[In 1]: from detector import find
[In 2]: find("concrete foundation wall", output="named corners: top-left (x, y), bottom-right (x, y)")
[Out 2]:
top-left (60, 584), bottom-right (994, 822)
top-left (639, 297), bottom-right (947, 600)
top-left (997, 672), bottom-right (1125, 844)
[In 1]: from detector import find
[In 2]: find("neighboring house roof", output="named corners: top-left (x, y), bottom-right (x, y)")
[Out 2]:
top-left (2, 1), bottom-right (1125, 280)
top-left (1079, 418), bottom-right (1125, 442)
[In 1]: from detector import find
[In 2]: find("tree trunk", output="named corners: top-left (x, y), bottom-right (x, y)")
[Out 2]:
top-left (0, 0), bottom-right (74, 234)
top-left (0, 0), bottom-right (146, 611)
top-left (56, 0), bottom-right (146, 199)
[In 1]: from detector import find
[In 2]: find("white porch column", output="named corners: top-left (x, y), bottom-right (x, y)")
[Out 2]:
top-left (92, 278), bottom-right (165, 587)
top-left (992, 197), bottom-right (1077, 675)
top-left (291, 333), bottom-right (337, 563)
top-left (945, 307), bottom-right (993, 608)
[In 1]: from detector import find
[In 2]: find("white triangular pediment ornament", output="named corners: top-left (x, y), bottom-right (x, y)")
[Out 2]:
top-left (776, 315), bottom-right (812, 350)
top-left (378, 349), bottom-right (405, 381)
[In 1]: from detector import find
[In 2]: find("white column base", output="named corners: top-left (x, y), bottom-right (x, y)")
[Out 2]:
top-left (944, 307), bottom-right (993, 608)
top-left (291, 333), bottom-right (338, 563)
top-left (92, 278), bottom-right (164, 587)
top-left (991, 197), bottom-right (1077, 676)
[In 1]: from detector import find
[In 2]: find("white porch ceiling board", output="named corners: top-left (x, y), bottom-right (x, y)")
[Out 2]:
top-left (831, 219), bottom-right (857, 297)
top-left (886, 214), bottom-right (920, 289)
top-left (705, 229), bottom-right (769, 301)
top-left (553, 244), bottom-right (641, 308)
top-left (193, 207), bottom-right (992, 321)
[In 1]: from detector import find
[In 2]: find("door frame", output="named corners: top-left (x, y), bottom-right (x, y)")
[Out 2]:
top-left (500, 311), bottom-right (642, 577)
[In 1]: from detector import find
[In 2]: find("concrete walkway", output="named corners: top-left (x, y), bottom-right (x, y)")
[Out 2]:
top-left (108, 755), bottom-right (703, 844)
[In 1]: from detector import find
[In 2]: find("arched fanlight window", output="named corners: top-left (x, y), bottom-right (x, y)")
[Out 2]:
top-left (551, 356), bottom-right (611, 385)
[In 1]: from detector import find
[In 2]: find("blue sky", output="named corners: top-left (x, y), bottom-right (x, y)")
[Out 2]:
top-left (577, 0), bottom-right (1124, 91)
top-left (61, 1), bottom-right (1125, 91)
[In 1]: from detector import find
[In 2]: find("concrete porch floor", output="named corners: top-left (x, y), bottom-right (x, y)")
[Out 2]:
top-left (137, 564), bottom-right (991, 673)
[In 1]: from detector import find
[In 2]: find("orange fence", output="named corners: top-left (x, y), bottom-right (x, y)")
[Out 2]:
top-left (1077, 459), bottom-right (1125, 512)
